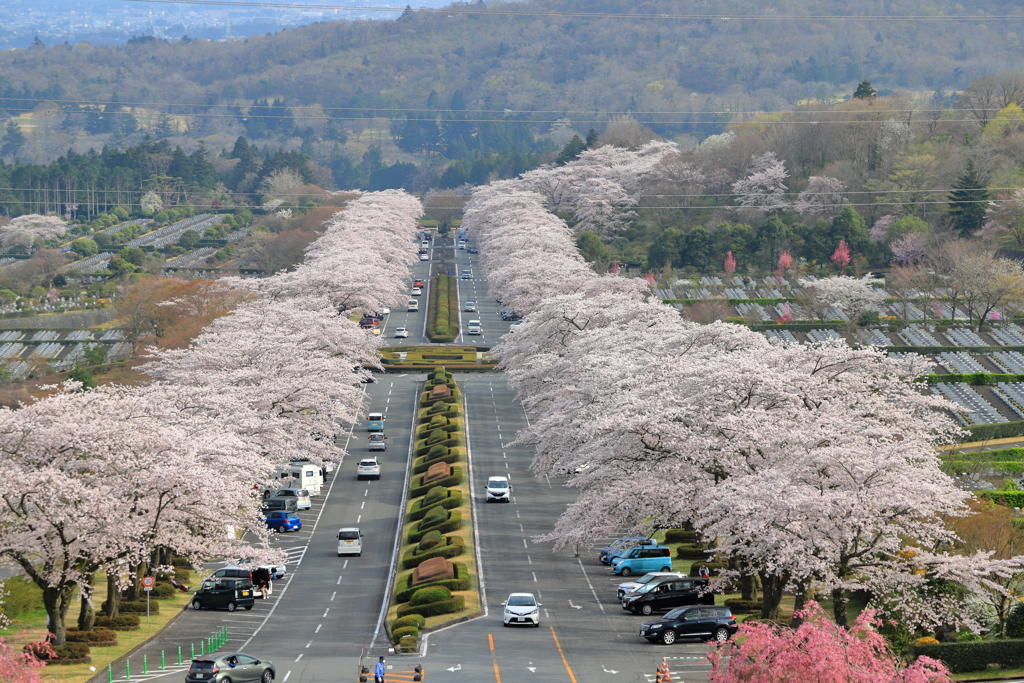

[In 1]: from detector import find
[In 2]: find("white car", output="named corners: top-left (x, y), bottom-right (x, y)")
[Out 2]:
top-left (380, 307), bottom-right (391, 315)
top-left (502, 592), bottom-right (541, 627)
top-left (616, 571), bottom-right (685, 599)
top-left (394, 327), bottom-right (409, 338)
top-left (357, 457), bottom-right (381, 479)
top-left (337, 527), bottom-right (363, 557)
top-left (486, 476), bottom-right (510, 503)
top-left (419, 253), bottom-right (429, 261)
top-left (273, 488), bottom-right (311, 510)
top-left (411, 287), bottom-right (422, 296)
top-left (464, 301), bottom-right (477, 312)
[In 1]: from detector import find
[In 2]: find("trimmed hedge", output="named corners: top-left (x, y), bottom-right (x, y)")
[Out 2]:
top-left (392, 614), bottom-right (426, 630)
top-left (408, 510), bottom-right (463, 544)
top-left (963, 421), bottom-right (1024, 442)
top-left (392, 626), bottom-right (420, 644)
top-left (688, 561), bottom-right (726, 577)
top-left (151, 582), bottom-right (177, 599)
top-left (723, 599), bottom-right (762, 614)
top-left (394, 563), bottom-right (470, 603)
top-left (419, 530), bottom-right (443, 551)
top-left (396, 595), bottom-right (466, 619)
top-left (101, 600), bottom-right (157, 615)
top-left (920, 372), bottom-right (1024, 385)
top-left (401, 536), bottom-right (466, 569)
top-left (912, 639), bottom-right (1024, 673)
top-left (409, 466), bottom-right (464, 498)
top-left (408, 490), bottom-right (463, 521)
top-left (676, 545), bottom-right (711, 559)
top-left (24, 641), bottom-right (92, 665)
top-left (410, 586), bottom-right (451, 606)
top-left (663, 529), bottom-right (697, 544)
top-left (95, 615), bottom-right (140, 631)
top-left (414, 438), bottom-right (464, 458)
top-left (413, 451), bottom-right (462, 475)
top-left (426, 274), bottom-right (461, 342)
top-left (667, 297), bottom-right (795, 306)
top-left (978, 490), bottom-right (1024, 507)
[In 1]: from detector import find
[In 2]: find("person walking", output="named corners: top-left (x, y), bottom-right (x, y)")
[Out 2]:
top-left (375, 656), bottom-right (386, 683)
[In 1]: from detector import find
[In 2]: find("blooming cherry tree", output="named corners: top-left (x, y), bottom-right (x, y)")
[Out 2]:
top-left (795, 176), bottom-right (848, 219)
top-left (732, 152), bottom-right (789, 212)
top-left (0, 215), bottom-right (68, 251)
top-left (799, 275), bottom-right (887, 324)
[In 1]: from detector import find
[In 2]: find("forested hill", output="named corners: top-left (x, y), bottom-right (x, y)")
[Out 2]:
top-left (2, 0), bottom-right (1024, 168)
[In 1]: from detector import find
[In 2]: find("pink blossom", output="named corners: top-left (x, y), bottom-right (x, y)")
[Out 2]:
top-left (731, 152), bottom-right (789, 212)
top-left (0, 638), bottom-right (52, 683)
top-left (724, 251), bottom-right (736, 274)
top-left (891, 233), bottom-right (928, 264)
top-left (831, 239), bottom-right (851, 272)
top-left (643, 271), bottom-right (656, 285)
top-left (870, 215), bottom-right (898, 243)
top-left (794, 176), bottom-right (848, 219)
top-left (610, 260), bottom-right (620, 275)
top-left (775, 301), bottom-right (793, 323)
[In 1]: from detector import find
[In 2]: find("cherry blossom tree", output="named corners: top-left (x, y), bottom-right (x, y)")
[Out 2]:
top-left (571, 177), bottom-right (636, 236)
top-left (708, 602), bottom-right (953, 683)
top-left (870, 215), bottom-right (898, 243)
top-left (0, 215), bottom-right (68, 251)
top-left (832, 239), bottom-right (851, 273)
top-left (799, 275), bottom-right (887, 326)
top-left (732, 152), bottom-right (789, 213)
top-left (892, 233), bottom-right (929, 264)
top-left (777, 250), bottom-right (793, 278)
top-left (0, 639), bottom-right (52, 683)
top-left (795, 176), bottom-right (848, 220)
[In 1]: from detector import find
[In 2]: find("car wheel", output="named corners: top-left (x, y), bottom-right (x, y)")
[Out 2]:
top-left (620, 567), bottom-right (633, 577)
top-left (502, 621), bottom-right (509, 627)
top-left (357, 552), bottom-right (361, 557)
top-left (640, 604), bottom-right (653, 616)
top-left (226, 602), bottom-right (236, 612)
top-left (661, 566), bottom-right (672, 572)
top-left (534, 621), bottom-right (540, 627)
top-left (245, 605), bottom-right (253, 610)
top-left (261, 671), bottom-right (274, 683)
top-left (661, 629), bottom-right (677, 645)
top-left (338, 553), bottom-right (342, 557)
top-left (221, 678), bottom-right (232, 683)
top-left (192, 600), bottom-right (202, 610)
top-left (714, 628), bottom-right (730, 642)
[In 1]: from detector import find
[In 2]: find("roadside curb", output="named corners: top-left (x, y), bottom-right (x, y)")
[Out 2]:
top-left (84, 600), bottom-right (191, 683)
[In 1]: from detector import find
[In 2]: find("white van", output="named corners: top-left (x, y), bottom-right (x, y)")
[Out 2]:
top-left (338, 528), bottom-right (363, 556)
top-left (461, 269), bottom-right (472, 280)
top-left (467, 320), bottom-right (482, 335)
top-left (271, 463), bottom-right (322, 495)
top-left (408, 299), bottom-right (419, 312)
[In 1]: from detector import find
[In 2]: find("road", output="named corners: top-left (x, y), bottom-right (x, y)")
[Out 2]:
top-left (98, 229), bottom-right (714, 683)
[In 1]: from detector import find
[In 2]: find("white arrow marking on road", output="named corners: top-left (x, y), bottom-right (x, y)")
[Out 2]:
top-left (569, 600), bottom-right (582, 609)
top-left (527, 667), bottom-right (537, 673)
top-left (447, 664), bottom-right (462, 672)
top-left (602, 665), bottom-right (619, 674)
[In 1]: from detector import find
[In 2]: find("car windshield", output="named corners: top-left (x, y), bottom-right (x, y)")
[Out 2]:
top-left (297, 490), bottom-right (308, 497)
top-left (664, 608), bottom-right (686, 619)
top-left (507, 595), bottom-right (535, 607)
top-left (360, 460), bottom-right (377, 466)
top-left (278, 491), bottom-right (295, 497)
top-left (637, 574), bottom-right (665, 585)
top-left (634, 581), bottom-right (663, 594)
top-left (488, 479), bottom-right (508, 488)
top-left (339, 531), bottom-right (359, 540)
top-left (369, 435), bottom-right (384, 441)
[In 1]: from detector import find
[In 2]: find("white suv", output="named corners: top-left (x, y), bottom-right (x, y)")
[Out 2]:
top-left (616, 571), bottom-right (685, 599)
top-left (357, 458), bottom-right (381, 480)
top-left (486, 476), bottom-right (511, 503)
top-left (502, 592), bottom-right (541, 627)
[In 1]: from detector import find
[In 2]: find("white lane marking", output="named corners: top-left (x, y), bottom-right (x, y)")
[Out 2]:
top-left (284, 672), bottom-right (292, 682)
top-left (569, 600), bottom-right (582, 609)
top-left (315, 624), bottom-right (322, 633)
top-left (295, 654), bottom-right (303, 662)
top-left (357, 514), bottom-right (361, 522)
top-left (532, 572), bottom-right (538, 582)
top-left (361, 501), bottom-right (365, 509)
top-left (305, 641), bottom-right (312, 649)
top-left (331, 591), bottom-right (337, 601)
top-left (323, 608), bottom-right (330, 617)
top-left (519, 524), bottom-right (524, 532)
top-left (523, 539), bottom-right (528, 548)
top-left (577, 557), bottom-right (607, 614)
top-left (337, 576), bottom-right (342, 585)
top-left (527, 556), bottom-right (532, 565)
top-left (365, 489), bottom-right (369, 497)
top-left (343, 560), bottom-right (349, 569)
top-left (505, 462), bottom-right (509, 469)
top-left (516, 510), bottom-right (520, 518)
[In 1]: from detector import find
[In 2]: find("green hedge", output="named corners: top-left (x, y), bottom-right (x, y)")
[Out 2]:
top-left (723, 599), bottom-right (762, 614)
top-left (394, 563), bottom-right (470, 603)
top-left (101, 600), bottom-right (157, 615)
top-left (392, 626), bottom-right (420, 644)
top-left (410, 586), bottom-right (451, 606)
top-left (419, 530), bottom-right (443, 551)
top-left (948, 461), bottom-right (1024, 475)
top-left (94, 615), bottom-right (140, 630)
top-left (413, 451), bottom-right (463, 475)
top-left (401, 536), bottom-right (466, 569)
top-left (415, 437), bottom-right (464, 458)
top-left (687, 561), bottom-right (726, 577)
top-left (409, 466), bottom-right (464, 498)
top-left (663, 529), bottom-right (697, 544)
top-left (747, 321), bottom-right (844, 331)
top-left (948, 447), bottom-right (1024, 462)
top-left (912, 639), bottom-right (1024, 673)
top-left (396, 595), bottom-right (466, 619)
top-left (426, 274), bottom-right (461, 342)
top-left (883, 346), bottom-right (1024, 356)
top-left (920, 373), bottom-right (1024, 385)
top-left (408, 510), bottom-right (463, 544)
top-left (676, 545), bottom-right (710, 559)
top-left (978, 490), bottom-right (1024, 507)
top-left (666, 297), bottom-right (795, 306)
top-left (408, 490), bottom-right (463, 521)
top-left (391, 614), bottom-right (426, 630)
top-left (64, 628), bottom-right (117, 645)
top-left (963, 421), bottom-right (1024, 442)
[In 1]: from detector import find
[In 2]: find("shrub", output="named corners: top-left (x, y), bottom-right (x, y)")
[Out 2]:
top-left (427, 428), bottom-right (448, 445)
top-left (723, 599), bottom-right (762, 613)
top-left (425, 444), bottom-right (448, 459)
top-left (408, 510), bottom-right (463, 543)
top-left (392, 626), bottom-right (420, 644)
top-left (912, 639), bottom-right (1024, 673)
top-left (676, 545), bottom-right (710, 559)
top-left (408, 490), bottom-right (463, 521)
top-left (978, 491), bottom-right (1024, 507)
top-left (688, 561), bottom-right (726, 577)
top-left (1007, 602), bottom-right (1024, 638)
top-left (423, 486), bottom-right (448, 507)
top-left (914, 637), bottom-right (940, 646)
top-left (151, 582), bottom-right (177, 599)
top-left (65, 628), bottom-right (117, 645)
top-left (663, 529), bottom-right (697, 544)
top-left (102, 600), bottom-right (157, 615)
top-left (394, 563), bottom-right (470, 603)
top-left (409, 586), bottom-right (452, 606)
top-left (396, 595), bottom-right (465, 619)
top-left (392, 614), bottom-right (426, 630)
top-left (396, 634), bottom-right (419, 653)
top-left (419, 530), bottom-right (443, 551)
top-left (401, 537), bottom-right (466, 569)
top-left (27, 641), bottom-right (92, 665)
top-left (95, 615), bottom-right (140, 630)
top-left (421, 505), bottom-right (449, 527)
top-left (409, 467), bottom-right (463, 498)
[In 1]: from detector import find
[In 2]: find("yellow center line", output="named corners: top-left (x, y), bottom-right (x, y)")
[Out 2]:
top-left (488, 633), bottom-right (502, 683)
top-left (550, 626), bottom-right (579, 683)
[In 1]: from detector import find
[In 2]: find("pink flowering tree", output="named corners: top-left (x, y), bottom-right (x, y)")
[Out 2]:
top-left (831, 239), bottom-right (851, 273)
top-left (777, 250), bottom-right (793, 279)
top-left (731, 152), bottom-right (789, 213)
top-left (891, 232), bottom-right (929, 264)
top-left (708, 602), bottom-right (953, 683)
top-left (775, 301), bottom-right (793, 323)
top-left (0, 215), bottom-right (68, 252)
top-left (870, 215), bottom-right (898, 243)
top-left (724, 251), bottom-right (736, 275)
top-left (0, 639), bottom-right (52, 683)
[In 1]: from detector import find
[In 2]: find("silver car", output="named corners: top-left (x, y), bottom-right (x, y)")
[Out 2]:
top-left (464, 301), bottom-right (477, 312)
top-left (486, 476), bottom-right (511, 502)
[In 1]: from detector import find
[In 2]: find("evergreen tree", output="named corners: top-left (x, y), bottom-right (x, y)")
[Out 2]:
top-left (585, 128), bottom-right (598, 148)
top-left (556, 134), bottom-right (586, 165)
top-left (155, 115), bottom-right (176, 139)
top-left (828, 206), bottom-right (871, 257)
top-left (852, 80), bottom-right (876, 99)
top-left (948, 158), bottom-right (990, 237)
top-left (682, 227), bottom-right (713, 271)
top-left (1, 121), bottom-right (27, 158)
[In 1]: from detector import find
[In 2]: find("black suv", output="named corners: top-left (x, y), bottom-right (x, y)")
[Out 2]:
top-left (621, 577), bottom-right (713, 615)
top-left (191, 578), bottom-right (255, 612)
top-left (262, 497), bottom-right (298, 513)
top-left (639, 605), bottom-right (737, 644)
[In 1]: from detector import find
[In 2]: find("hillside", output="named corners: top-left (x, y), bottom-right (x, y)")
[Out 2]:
top-left (2, 0), bottom-right (1024, 170)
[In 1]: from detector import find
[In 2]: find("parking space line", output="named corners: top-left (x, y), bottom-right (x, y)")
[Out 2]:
top-left (488, 634), bottom-right (502, 683)
top-left (550, 628), bottom-right (579, 683)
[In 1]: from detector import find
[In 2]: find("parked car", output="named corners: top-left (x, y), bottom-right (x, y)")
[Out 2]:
top-left (368, 433), bottom-right (387, 451)
top-left (502, 592), bottom-right (541, 627)
top-left (185, 652), bottom-right (274, 683)
top-left (210, 566), bottom-right (252, 581)
top-left (394, 327), bottom-right (409, 338)
top-left (611, 546), bottom-right (673, 576)
top-left (191, 578), bottom-right (255, 612)
top-left (599, 537), bottom-right (657, 564)
top-left (621, 577), bottom-right (713, 615)
top-left (638, 605), bottom-right (737, 644)
top-left (337, 527), bottom-right (363, 556)
top-left (464, 301), bottom-right (477, 312)
top-left (617, 571), bottom-right (686, 599)
top-left (272, 488), bottom-right (311, 510)
top-left (261, 497), bottom-right (297, 514)
top-left (357, 457), bottom-right (381, 479)
top-left (264, 511), bottom-right (302, 533)
top-left (486, 476), bottom-right (511, 502)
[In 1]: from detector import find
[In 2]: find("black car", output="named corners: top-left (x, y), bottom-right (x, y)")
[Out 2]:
top-left (467, 246), bottom-right (479, 254)
top-left (185, 652), bottom-right (275, 683)
top-left (191, 578), bottom-right (255, 612)
top-left (261, 497), bottom-right (297, 513)
top-left (639, 605), bottom-right (737, 644)
top-left (621, 577), bottom-right (713, 615)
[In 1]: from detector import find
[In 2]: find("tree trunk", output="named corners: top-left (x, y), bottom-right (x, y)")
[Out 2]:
top-left (42, 583), bottom-right (75, 646)
top-left (105, 572), bottom-right (120, 618)
top-left (759, 570), bottom-right (789, 620)
top-left (736, 558), bottom-right (758, 601)
top-left (790, 579), bottom-right (810, 628)
top-left (831, 586), bottom-right (849, 628)
top-left (78, 592), bottom-right (95, 631)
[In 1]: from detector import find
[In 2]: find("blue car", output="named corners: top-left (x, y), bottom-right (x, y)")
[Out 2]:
top-left (599, 536), bottom-right (657, 565)
top-left (265, 511), bottom-right (302, 532)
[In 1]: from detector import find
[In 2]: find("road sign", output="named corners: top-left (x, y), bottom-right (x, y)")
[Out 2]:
top-left (142, 576), bottom-right (155, 588)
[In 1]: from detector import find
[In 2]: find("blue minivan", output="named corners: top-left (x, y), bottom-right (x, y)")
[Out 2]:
top-left (610, 546), bottom-right (673, 576)
top-left (599, 536), bottom-right (656, 565)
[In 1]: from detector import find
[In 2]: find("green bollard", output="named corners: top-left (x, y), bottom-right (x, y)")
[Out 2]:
top-left (126, 658), bottom-right (130, 679)
top-left (143, 654), bottom-right (148, 674)
top-left (191, 642), bottom-right (195, 660)
top-left (161, 650), bottom-right (165, 669)
top-left (200, 640), bottom-right (205, 656)
top-left (178, 645), bottom-right (182, 665)
top-left (107, 663), bottom-right (113, 683)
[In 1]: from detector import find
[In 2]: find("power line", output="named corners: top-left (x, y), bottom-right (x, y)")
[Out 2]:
top-left (118, 0), bottom-right (1024, 22)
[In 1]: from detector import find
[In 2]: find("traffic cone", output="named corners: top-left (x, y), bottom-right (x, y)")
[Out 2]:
top-left (660, 660), bottom-right (672, 682)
